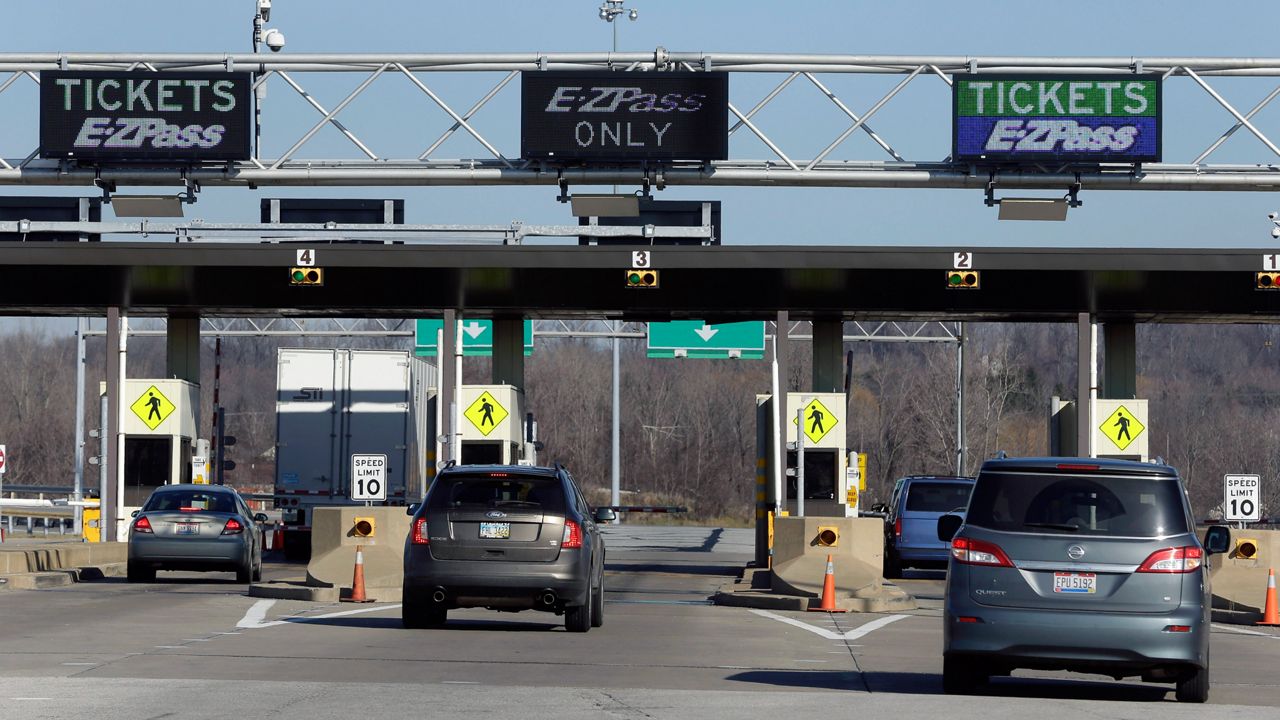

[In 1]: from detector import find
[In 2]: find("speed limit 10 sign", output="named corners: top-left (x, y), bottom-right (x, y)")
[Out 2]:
top-left (351, 454), bottom-right (387, 502)
top-left (1224, 474), bottom-right (1261, 522)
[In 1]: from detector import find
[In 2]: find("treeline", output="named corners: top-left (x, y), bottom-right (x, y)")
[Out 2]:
top-left (1, 321), bottom-right (1276, 522)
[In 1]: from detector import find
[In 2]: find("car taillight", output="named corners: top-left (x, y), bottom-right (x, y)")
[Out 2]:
top-left (221, 518), bottom-right (244, 535)
top-left (894, 517), bottom-right (902, 538)
top-left (562, 520), bottom-right (583, 549)
top-left (411, 517), bottom-right (429, 545)
top-left (950, 537), bottom-right (1013, 567)
top-left (1137, 546), bottom-right (1203, 573)
top-left (133, 516), bottom-right (153, 534)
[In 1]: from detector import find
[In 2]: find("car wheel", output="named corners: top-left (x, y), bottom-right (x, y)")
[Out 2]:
top-left (251, 558), bottom-right (263, 583)
top-left (590, 572), bottom-right (605, 628)
top-left (126, 561), bottom-right (155, 583)
top-left (1175, 657), bottom-right (1210, 703)
top-left (942, 654), bottom-right (985, 694)
top-left (565, 598), bottom-right (592, 633)
top-left (235, 557), bottom-right (253, 584)
top-left (883, 549), bottom-right (902, 579)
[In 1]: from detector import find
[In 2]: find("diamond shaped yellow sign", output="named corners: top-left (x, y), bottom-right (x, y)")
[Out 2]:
top-left (1100, 404), bottom-right (1145, 451)
top-left (130, 385), bottom-right (175, 431)
top-left (464, 391), bottom-right (508, 437)
top-left (792, 398), bottom-right (838, 444)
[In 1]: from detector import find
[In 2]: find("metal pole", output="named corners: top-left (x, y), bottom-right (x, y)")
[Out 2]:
top-left (955, 321), bottom-right (965, 476)
top-left (104, 308), bottom-right (121, 543)
top-left (610, 321), bottom-right (620, 523)
top-left (439, 310), bottom-right (455, 464)
top-left (73, 317), bottom-right (87, 537)
top-left (796, 407), bottom-right (806, 518)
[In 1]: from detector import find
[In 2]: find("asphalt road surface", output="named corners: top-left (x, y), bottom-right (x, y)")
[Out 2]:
top-left (2, 526), bottom-right (1278, 719)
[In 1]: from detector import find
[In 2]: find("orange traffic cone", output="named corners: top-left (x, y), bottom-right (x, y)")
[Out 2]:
top-left (341, 545), bottom-right (373, 603)
top-left (1258, 569), bottom-right (1279, 626)
top-left (808, 554), bottom-right (848, 613)
top-left (272, 522), bottom-right (284, 552)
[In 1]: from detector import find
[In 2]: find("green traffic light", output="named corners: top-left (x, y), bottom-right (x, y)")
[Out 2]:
top-left (629, 272), bottom-right (642, 285)
top-left (948, 272), bottom-right (962, 286)
top-left (292, 269), bottom-right (306, 283)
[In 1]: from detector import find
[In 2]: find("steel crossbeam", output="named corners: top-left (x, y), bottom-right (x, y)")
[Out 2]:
top-left (3, 51), bottom-right (1280, 191)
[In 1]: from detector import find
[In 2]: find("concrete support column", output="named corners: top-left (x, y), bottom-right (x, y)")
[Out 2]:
top-left (165, 315), bottom-right (201, 385)
top-left (1103, 322), bottom-right (1137, 399)
top-left (491, 318), bottom-right (525, 392)
top-left (811, 319), bottom-right (844, 393)
top-left (1077, 313), bottom-right (1095, 459)
top-left (439, 310), bottom-right (457, 465)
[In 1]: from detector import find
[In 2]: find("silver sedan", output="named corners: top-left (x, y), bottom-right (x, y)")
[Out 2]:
top-left (127, 484), bottom-right (265, 583)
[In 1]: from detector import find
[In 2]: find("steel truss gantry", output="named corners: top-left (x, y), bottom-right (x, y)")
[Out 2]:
top-left (4, 52), bottom-right (1280, 193)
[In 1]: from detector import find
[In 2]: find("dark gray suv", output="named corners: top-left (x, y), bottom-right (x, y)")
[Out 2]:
top-left (939, 457), bottom-right (1230, 702)
top-left (402, 463), bottom-right (614, 632)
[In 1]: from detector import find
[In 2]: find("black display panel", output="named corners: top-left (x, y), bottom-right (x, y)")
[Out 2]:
top-left (522, 71), bottom-right (728, 161)
top-left (40, 70), bottom-right (252, 161)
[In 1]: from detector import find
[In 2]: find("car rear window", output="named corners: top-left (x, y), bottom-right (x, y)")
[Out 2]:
top-left (428, 474), bottom-right (566, 514)
top-left (904, 482), bottom-right (973, 513)
top-left (965, 471), bottom-right (1189, 537)
top-left (144, 491), bottom-right (236, 513)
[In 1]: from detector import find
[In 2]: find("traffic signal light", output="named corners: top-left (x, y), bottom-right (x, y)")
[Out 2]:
top-left (290, 267), bottom-right (324, 286)
top-left (946, 270), bottom-right (980, 289)
top-left (1257, 272), bottom-right (1280, 289)
top-left (351, 517), bottom-right (376, 538)
top-left (1234, 537), bottom-right (1259, 560)
top-left (626, 269), bottom-right (660, 288)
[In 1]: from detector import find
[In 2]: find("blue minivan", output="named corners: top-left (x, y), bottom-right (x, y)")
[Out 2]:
top-left (883, 475), bottom-right (974, 577)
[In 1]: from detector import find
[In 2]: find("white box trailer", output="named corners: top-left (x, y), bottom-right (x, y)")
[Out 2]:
top-left (274, 348), bottom-right (418, 558)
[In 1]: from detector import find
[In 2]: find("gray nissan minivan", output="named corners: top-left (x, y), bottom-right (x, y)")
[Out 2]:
top-left (938, 457), bottom-right (1230, 702)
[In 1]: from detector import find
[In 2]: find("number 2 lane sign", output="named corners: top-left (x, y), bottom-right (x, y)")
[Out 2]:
top-left (351, 454), bottom-right (387, 502)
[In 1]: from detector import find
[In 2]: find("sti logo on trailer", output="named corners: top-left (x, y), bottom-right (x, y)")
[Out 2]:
top-left (953, 74), bottom-right (1160, 163)
top-left (40, 71), bottom-right (252, 161)
top-left (521, 71), bottom-right (728, 161)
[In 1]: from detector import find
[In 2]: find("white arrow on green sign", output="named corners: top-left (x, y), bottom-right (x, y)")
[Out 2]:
top-left (647, 321), bottom-right (765, 359)
top-left (414, 319), bottom-right (533, 357)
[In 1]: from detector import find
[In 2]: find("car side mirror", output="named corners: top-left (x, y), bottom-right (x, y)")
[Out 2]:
top-left (594, 507), bottom-right (617, 523)
top-left (406, 503), bottom-right (420, 516)
top-left (130, 510), bottom-right (139, 518)
top-left (937, 514), bottom-right (963, 542)
top-left (254, 513), bottom-right (269, 523)
top-left (1203, 524), bottom-right (1230, 555)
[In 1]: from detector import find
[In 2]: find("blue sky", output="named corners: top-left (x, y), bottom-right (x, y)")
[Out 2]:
top-left (3, 1), bottom-right (1280, 261)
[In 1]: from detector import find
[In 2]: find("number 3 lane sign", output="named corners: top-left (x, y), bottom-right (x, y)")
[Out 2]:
top-left (351, 454), bottom-right (387, 502)
top-left (1224, 474), bottom-right (1260, 522)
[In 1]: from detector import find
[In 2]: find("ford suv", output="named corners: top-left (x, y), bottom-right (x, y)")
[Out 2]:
top-left (938, 457), bottom-right (1229, 702)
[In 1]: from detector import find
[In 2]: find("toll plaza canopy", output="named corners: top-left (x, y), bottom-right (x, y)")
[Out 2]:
top-left (1, 241), bottom-right (1277, 323)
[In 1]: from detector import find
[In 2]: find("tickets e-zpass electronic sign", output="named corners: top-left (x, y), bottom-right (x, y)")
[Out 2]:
top-left (953, 74), bottom-right (1160, 164)
top-left (40, 70), bottom-right (253, 162)
top-left (522, 71), bottom-right (728, 162)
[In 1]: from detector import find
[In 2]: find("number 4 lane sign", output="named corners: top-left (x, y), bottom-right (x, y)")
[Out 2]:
top-left (351, 454), bottom-right (387, 502)
top-left (1224, 474), bottom-right (1261, 522)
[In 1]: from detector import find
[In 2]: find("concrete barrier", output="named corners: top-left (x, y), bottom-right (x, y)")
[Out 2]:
top-left (305, 507), bottom-right (410, 601)
top-left (1208, 528), bottom-right (1280, 621)
top-left (770, 516), bottom-right (914, 612)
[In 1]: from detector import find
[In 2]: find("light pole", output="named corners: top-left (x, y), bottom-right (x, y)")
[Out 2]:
top-left (252, 0), bottom-right (286, 160)
top-left (599, 1), bottom-right (636, 524)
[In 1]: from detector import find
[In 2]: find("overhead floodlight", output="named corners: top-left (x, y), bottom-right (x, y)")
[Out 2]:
top-left (997, 198), bottom-right (1069, 222)
top-left (110, 195), bottom-right (185, 218)
top-left (570, 194), bottom-right (640, 218)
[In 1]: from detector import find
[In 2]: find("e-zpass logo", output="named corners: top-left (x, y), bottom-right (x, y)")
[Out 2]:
top-left (984, 119), bottom-right (1138, 154)
top-left (73, 117), bottom-right (228, 150)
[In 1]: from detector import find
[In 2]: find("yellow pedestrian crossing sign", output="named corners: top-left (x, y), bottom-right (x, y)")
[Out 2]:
top-left (793, 397), bottom-right (838, 444)
top-left (1100, 404), bottom-right (1144, 451)
top-left (130, 385), bottom-right (175, 431)
top-left (464, 391), bottom-right (508, 436)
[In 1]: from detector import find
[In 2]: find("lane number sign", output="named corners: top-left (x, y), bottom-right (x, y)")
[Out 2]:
top-left (296, 249), bottom-right (316, 267)
top-left (1224, 474), bottom-right (1260, 522)
top-left (954, 251), bottom-right (974, 270)
top-left (351, 454), bottom-right (387, 502)
top-left (632, 250), bottom-right (651, 269)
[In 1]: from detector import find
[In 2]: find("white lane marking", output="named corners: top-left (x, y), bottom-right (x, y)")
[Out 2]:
top-left (11, 698), bottom-right (53, 701)
top-left (237, 601), bottom-right (401, 630)
top-left (154, 646), bottom-right (186, 649)
top-left (183, 638), bottom-right (212, 642)
top-left (749, 609), bottom-right (909, 640)
top-left (61, 663), bottom-right (97, 666)
top-left (796, 659), bottom-right (828, 663)
top-left (1213, 622), bottom-right (1280, 638)
top-left (237, 599), bottom-right (277, 628)
top-left (442, 681), bottom-right (479, 685)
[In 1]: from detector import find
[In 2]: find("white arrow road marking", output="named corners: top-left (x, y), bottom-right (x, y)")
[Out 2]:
top-left (694, 324), bottom-right (719, 342)
top-left (236, 598), bottom-right (400, 629)
top-left (463, 321), bottom-right (487, 340)
top-left (749, 609), bottom-right (908, 640)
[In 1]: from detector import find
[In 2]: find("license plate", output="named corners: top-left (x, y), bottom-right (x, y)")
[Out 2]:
top-left (479, 522), bottom-right (510, 539)
top-left (1053, 572), bottom-right (1096, 594)
top-left (175, 523), bottom-right (200, 536)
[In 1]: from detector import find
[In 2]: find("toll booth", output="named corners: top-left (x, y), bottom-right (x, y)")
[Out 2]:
top-left (105, 379), bottom-right (200, 540)
top-left (758, 392), bottom-right (853, 518)
top-left (1049, 398), bottom-right (1150, 461)
top-left (456, 384), bottom-right (533, 465)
